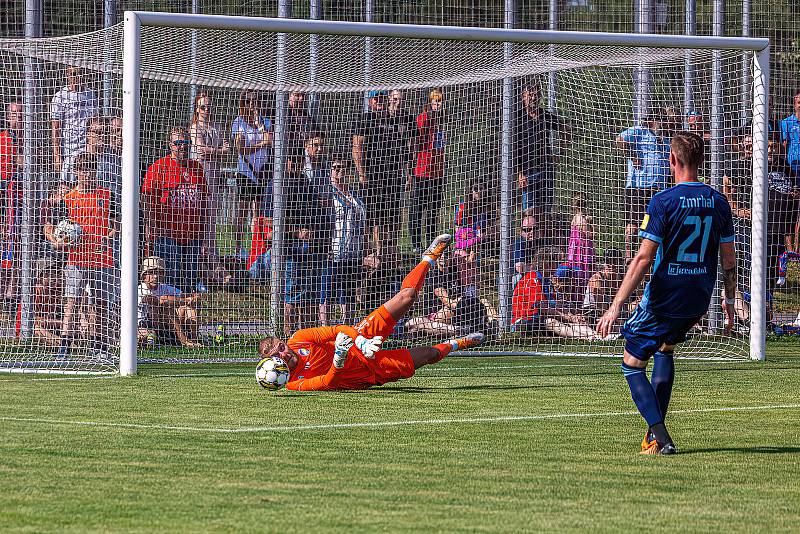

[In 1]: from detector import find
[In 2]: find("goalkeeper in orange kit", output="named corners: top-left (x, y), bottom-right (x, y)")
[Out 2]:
top-left (258, 234), bottom-right (485, 391)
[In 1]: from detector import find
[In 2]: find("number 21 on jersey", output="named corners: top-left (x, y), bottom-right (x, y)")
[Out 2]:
top-left (677, 215), bottom-right (712, 263)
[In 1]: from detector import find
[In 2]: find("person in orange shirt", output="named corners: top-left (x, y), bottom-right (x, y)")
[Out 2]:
top-left (55, 152), bottom-right (118, 360)
top-left (258, 234), bottom-right (485, 391)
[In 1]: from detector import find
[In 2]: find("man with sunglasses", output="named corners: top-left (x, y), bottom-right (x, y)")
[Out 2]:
top-left (512, 215), bottom-right (541, 288)
top-left (258, 233), bottom-right (485, 391)
top-left (141, 127), bottom-right (209, 294)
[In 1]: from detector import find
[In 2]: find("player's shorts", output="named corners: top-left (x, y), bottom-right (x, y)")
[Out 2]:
top-left (624, 187), bottom-right (659, 226)
top-left (354, 304), bottom-right (398, 339)
top-left (622, 305), bottom-right (702, 361)
top-left (64, 265), bottom-right (116, 304)
top-left (371, 348), bottom-right (415, 385)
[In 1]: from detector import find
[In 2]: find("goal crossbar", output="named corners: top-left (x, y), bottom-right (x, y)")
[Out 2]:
top-left (128, 12), bottom-right (769, 51)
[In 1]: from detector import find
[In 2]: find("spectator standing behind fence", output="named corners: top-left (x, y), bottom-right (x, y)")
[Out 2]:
top-left (514, 80), bottom-right (563, 219)
top-left (232, 90), bottom-right (273, 260)
top-left (55, 153), bottom-right (118, 360)
top-left (51, 66), bottom-right (99, 185)
top-left (781, 92), bottom-right (800, 175)
top-left (410, 89), bottom-right (446, 252)
top-left (616, 111), bottom-right (671, 260)
top-left (298, 132), bottom-right (334, 324)
top-left (560, 192), bottom-right (596, 296)
top-left (190, 91), bottom-right (230, 264)
top-left (321, 158), bottom-right (366, 326)
top-left (352, 89), bottom-right (414, 264)
top-left (141, 127), bottom-right (209, 294)
top-left (0, 101), bottom-right (22, 318)
top-left (723, 128), bottom-right (757, 325)
top-left (286, 91), bottom-right (321, 174)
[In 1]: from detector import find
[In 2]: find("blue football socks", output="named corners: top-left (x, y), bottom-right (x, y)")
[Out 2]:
top-left (651, 351), bottom-right (675, 418)
top-left (621, 362), bottom-right (663, 427)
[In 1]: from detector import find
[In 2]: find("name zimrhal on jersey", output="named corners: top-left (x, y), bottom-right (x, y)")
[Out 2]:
top-left (679, 195), bottom-right (714, 209)
top-left (667, 263), bottom-right (708, 276)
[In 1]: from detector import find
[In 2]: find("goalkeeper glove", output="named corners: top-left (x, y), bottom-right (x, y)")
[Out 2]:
top-left (333, 332), bottom-right (354, 369)
top-left (354, 335), bottom-right (383, 359)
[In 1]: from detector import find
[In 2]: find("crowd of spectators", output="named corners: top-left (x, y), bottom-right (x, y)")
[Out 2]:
top-left (2, 66), bottom-right (798, 352)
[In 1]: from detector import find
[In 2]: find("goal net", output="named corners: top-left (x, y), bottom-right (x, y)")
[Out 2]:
top-left (0, 16), bottom-right (768, 374)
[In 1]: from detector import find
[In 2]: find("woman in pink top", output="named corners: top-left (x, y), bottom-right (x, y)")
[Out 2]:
top-left (567, 192), bottom-right (596, 271)
top-left (555, 192), bottom-right (596, 304)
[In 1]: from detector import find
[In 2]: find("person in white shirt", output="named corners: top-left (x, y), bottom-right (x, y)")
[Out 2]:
top-left (190, 91), bottom-right (230, 264)
top-left (319, 158), bottom-right (366, 326)
top-left (50, 66), bottom-right (99, 185)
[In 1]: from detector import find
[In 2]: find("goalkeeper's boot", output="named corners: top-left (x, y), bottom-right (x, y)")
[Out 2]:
top-left (453, 332), bottom-right (486, 350)
top-left (423, 233), bottom-right (452, 262)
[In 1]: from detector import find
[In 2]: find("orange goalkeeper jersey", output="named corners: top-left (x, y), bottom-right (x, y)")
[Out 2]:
top-left (285, 316), bottom-right (415, 391)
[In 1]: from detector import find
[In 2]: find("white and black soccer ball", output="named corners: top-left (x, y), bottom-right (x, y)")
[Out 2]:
top-left (53, 219), bottom-right (83, 245)
top-left (256, 356), bottom-right (290, 390)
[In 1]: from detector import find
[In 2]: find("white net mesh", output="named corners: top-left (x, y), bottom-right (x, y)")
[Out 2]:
top-left (0, 23), bottom-right (764, 372)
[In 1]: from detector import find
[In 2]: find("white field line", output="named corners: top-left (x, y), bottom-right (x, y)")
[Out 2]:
top-left (2, 404), bottom-right (799, 434)
top-left (17, 359), bottom-right (766, 381)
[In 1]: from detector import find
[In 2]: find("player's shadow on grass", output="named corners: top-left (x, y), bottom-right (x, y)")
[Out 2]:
top-left (679, 446), bottom-right (800, 455)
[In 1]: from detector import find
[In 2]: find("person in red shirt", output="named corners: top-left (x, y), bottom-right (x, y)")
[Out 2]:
top-left (512, 247), bottom-right (601, 340)
top-left (257, 234), bottom-right (485, 391)
top-left (55, 152), bottom-right (118, 360)
top-left (409, 89), bottom-right (446, 252)
top-left (141, 126), bottom-right (209, 293)
top-left (0, 101), bottom-right (23, 315)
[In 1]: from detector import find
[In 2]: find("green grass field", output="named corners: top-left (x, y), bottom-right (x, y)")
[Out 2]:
top-left (2, 351), bottom-right (799, 533)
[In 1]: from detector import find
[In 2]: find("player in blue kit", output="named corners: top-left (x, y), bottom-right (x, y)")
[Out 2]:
top-left (597, 131), bottom-right (738, 455)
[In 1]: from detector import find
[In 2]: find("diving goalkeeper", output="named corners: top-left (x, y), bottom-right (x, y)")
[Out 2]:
top-left (258, 234), bottom-right (485, 391)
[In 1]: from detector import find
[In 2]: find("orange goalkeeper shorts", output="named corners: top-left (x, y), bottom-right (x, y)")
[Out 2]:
top-left (371, 348), bottom-right (415, 385)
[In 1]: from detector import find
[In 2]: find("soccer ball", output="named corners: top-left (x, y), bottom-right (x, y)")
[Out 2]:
top-left (255, 356), bottom-right (290, 390)
top-left (54, 219), bottom-right (83, 245)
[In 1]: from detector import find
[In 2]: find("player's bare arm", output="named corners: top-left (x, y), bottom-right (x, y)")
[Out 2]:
top-left (596, 238), bottom-right (658, 338)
